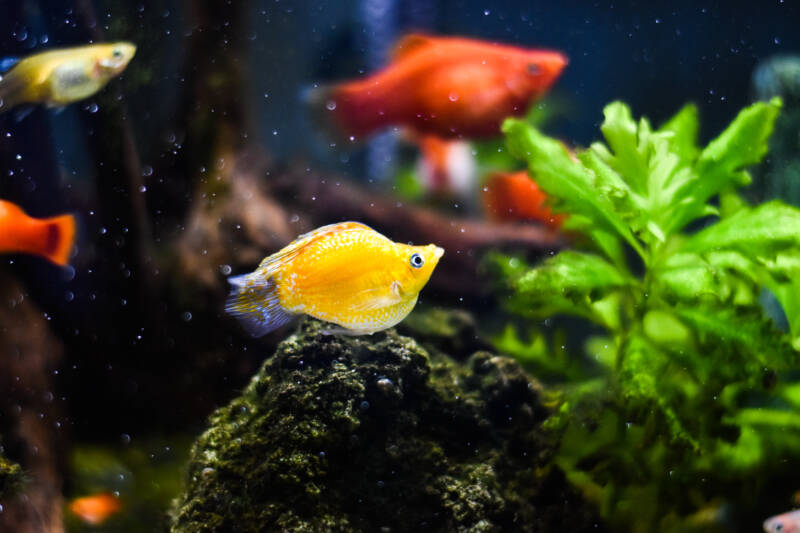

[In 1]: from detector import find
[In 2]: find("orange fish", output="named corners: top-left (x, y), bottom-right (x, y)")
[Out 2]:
top-left (68, 492), bottom-right (122, 525)
top-left (312, 33), bottom-right (567, 139)
top-left (482, 171), bottom-right (563, 228)
top-left (0, 200), bottom-right (75, 266)
top-left (414, 134), bottom-right (476, 196)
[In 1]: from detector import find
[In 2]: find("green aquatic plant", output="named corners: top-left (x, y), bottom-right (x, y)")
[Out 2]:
top-left (496, 97), bottom-right (800, 531)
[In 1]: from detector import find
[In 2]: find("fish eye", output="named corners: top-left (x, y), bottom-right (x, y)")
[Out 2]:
top-left (527, 63), bottom-right (541, 75)
top-left (112, 49), bottom-right (124, 58)
top-left (410, 253), bottom-right (424, 269)
top-left (776, 524), bottom-right (783, 532)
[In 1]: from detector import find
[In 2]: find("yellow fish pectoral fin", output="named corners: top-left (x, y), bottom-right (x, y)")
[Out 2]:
top-left (350, 281), bottom-right (405, 312)
top-left (225, 273), bottom-right (295, 337)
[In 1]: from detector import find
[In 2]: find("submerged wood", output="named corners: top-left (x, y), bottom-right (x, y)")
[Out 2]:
top-left (173, 148), bottom-right (562, 299)
top-left (0, 271), bottom-right (65, 533)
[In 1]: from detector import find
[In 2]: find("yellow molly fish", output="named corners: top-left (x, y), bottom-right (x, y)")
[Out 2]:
top-left (226, 221), bottom-right (444, 336)
top-left (0, 42), bottom-right (136, 111)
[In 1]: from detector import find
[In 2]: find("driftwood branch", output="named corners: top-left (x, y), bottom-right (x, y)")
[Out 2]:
top-left (173, 149), bottom-right (562, 298)
top-left (0, 272), bottom-right (64, 533)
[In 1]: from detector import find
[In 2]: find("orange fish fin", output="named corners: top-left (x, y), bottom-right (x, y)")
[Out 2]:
top-left (42, 214), bottom-right (76, 266)
top-left (391, 33), bottom-right (438, 61)
top-left (225, 273), bottom-right (294, 337)
top-left (303, 83), bottom-right (365, 144)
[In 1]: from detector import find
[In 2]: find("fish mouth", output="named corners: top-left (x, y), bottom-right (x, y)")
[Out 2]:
top-left (433, 246), bottom-right (444, 259)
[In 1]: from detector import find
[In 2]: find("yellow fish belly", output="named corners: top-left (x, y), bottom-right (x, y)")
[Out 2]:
top-left (226, 222), bottom-right (443, 337)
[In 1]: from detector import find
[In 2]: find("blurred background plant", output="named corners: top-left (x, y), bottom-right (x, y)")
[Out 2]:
top-left (487, 97), bottom-right (800, 532)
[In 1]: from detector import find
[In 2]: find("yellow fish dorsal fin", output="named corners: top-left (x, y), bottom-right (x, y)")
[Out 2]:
top-left (391, 33), bottom-right (438, 61)
top-left (256, 221), bottom-right (379, 276)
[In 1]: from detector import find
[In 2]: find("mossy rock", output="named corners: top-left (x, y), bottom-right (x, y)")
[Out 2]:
top-left (397, 306), bottom-right (493, 360)
top-left (171, 318), bottom-right (600, 532)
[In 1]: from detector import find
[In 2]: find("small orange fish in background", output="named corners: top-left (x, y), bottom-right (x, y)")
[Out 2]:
top-left (482, 170), bottom-right (563, 228)
top-left (414, 134), bottom-right (476, 197)
top-left (0, 199), bottom-right (75, 266)
top-left (68, 492), bottom-right (122, 525)
top-left (312, 33), bottom-right (567, 139)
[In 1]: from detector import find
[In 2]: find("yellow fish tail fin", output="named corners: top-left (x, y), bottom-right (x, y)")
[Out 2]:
top-left (225, 273), bottom-right (294, 337)
top-left (0, 71), bottom-right (26, 112)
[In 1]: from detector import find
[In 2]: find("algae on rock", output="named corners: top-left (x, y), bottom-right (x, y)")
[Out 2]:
top-left (0, 450), bottom-right (23, 499)
top-left (171, 318), bottom-right (599, 532)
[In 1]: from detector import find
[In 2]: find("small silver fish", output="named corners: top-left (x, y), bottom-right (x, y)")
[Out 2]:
top-left (764, 509), bottom-right (800, 533)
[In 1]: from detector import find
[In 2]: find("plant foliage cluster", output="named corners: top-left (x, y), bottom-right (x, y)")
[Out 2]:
top-left (493, 97), bottom-right (800, 531)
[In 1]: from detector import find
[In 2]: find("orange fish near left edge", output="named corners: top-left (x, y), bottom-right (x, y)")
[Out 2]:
top-left (0, 200), bottom-right (75, 266)
top-left (312, 33), bottom-right (568, 139)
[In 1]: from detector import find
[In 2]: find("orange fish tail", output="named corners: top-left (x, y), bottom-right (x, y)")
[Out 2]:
top-left (225, 272), bottom-right (294, 337)
top-left (306, 83), bottom-right (349, 141)
top-left (40, 214), bottom-right (76, 266)
top-left (307, 83), bottom-right (397, 140)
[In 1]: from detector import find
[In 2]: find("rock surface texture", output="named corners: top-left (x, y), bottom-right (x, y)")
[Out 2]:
top-left (171, 318), bottom-right (599, 532)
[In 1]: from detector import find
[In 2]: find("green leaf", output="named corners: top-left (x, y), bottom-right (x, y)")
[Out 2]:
top-left (513, 251), bottom-right (632, 328)
top-left (492, 324), bottom-right (586, 381)
top-left (643, 309), bottom-right (691, 346)
top-left (698, 97), bottom-right (781, 177)
top-left (673, 306), bottom-right (795, 370)
top-left (667, 98), bottom-right (782, 232)
top-left (778, 382), bottom-right (800, 409)
top-left (731, 408), bottom-right (800, 429)
top-left (517, 251), bottom-right (630, 295)
top-left (503, 118), bottom-right (646, 260)
top-left (653, 252), bottom-right (718, 301)
top-left (482, 251), bottom-right (530, 282)
top-left (618, 334), bottom-right (697, 448)
top-left (578, 149), bottom-right (641, 236)
top-left (767, 278), bottom-right (800, 350)
top-left (681, 201), bottom-right (800, 258)
top-left (657, 103), bottom-right (699, 162)
top-left (598, 102), bottom-right (650, 194)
